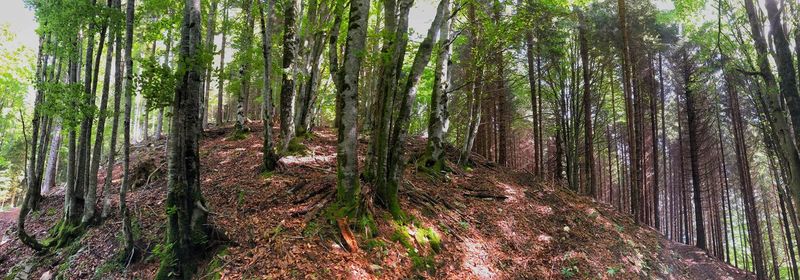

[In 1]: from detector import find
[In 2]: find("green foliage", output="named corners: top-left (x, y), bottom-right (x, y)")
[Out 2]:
top-left (134, 57), bottom-right (175, 111)
top-left (560, 265), bottom-right (579, 278)
top-left (606, 266), bottom-right (621, 276)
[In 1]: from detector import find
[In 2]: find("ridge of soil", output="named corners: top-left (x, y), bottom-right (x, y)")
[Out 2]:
top-left (1, 123), bottom-right (753, 279)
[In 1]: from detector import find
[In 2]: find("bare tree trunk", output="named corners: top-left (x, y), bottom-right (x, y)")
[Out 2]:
top-left (459, 3), bottom-right (482, 167)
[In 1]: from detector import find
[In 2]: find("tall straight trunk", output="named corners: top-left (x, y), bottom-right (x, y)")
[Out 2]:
top-left (459, 3), bottom-right (482, 166)
top-left (422, 0), bottom-right (452, 172)
top-left (617, 0), bottom-right (639, 222)
top-left (156, 0), bottom-right (210, 277)
top-left (236, 0), bottom-right (255, 132)
top-left (103, 1), bottom-right (124, 219)
top-left (42, 121), bottom-right (62, 195)
top-left (743, 0), bottom-right (800, 217)
top-left (524, 29), bottom-right (538, 172)
top-left (578, 9), bottom-right (595, 196)
top-left (726, 70), bottom-right (767, 278)
top-left (295, 0), bottom-right (325, 136)
top-left (679, 51), bottom-right (706, 250)
top-left (202, 0), bottom-right (218, 130)
top-left (217, 0), bottom-right (229, 126)
top-left (259, 0), bottom-right (278, 171)
top-left (120, 0), bottom-right (135, 260)
top-left (333, 0), bottom-right (369, 214)
top-left (279, 0), bottom-right (299, 152)
top-left (84, 11), bottom-right (113, 223)
top-left (651, 57), bottom-right (660, 229)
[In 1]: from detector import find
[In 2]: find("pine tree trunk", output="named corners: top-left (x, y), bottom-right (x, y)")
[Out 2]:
top-left (743, 0), bottom-right (800, 219)
top-left (578, 9), bottom-right (595, 197)
top-left (764, 0), bottom-right (800, 151)
top-left (678, 50), bottom-right (706, 250)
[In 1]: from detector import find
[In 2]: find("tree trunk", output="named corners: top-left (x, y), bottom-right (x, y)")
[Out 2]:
top-left (217, 0), bottom-right (229, 126)
top-left (764, 0), bottom-right (800, 151)
top-left (458, 3), bottom-right (482, 167)
top-left (678, 50), bottom-right (706, 250)
top-left (378, 0), bottom-right (448, 218)
top-left (421, 0), bottom-right (453, 173)
top-left (236, 0), bottom-right (255, 132)
top-left (332, 0), bottom-right (369, 216)
top-left (259, 0), bottom-right (278, 171)
top-left (202, 0), bottom-right (218, 130)
top-left (156, 0), bottom-right (210, 277)
top-left (42, 121), bottom-right (62, 195)
top-left (279, 0), bottom-right (299, 152)
top-left (743, 0), bottom-right (800, 218)
top-left (84, 12), bottom-right (113, 224)
top-left (578, 9), bottom-right (595, 197)
top-left (120, 0), bottom-right (136, 261)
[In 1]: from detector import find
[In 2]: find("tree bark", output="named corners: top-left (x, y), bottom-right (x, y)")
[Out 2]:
top-left (156, 0), bottom-right (210, 277)
top-left (422, 0), bottom-right (453, 173)
top-left (217, 0), bottom-right (229, 126)
top-left (279, 0), bottom-right (299, 152)
top-left (259, 0), bottom-right (278, 171)
top-left (202, 0), bottom-right (218, 130)
top-left (120, 0), bottom-right (136, 261)
top-left (578, 9), bottom-right (595, 197)
top-left (236, 0), bottom-right (255, 132)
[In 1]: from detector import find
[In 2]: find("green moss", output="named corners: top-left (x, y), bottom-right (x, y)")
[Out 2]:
top-left (260, 171), bottom-right (274, 179)
top-left (92, 259), bottom-right (122, 280)
top-left (283, 137), bottom-right (308, 156)
top-left (226, 130), bottom-right (249, 141)
top-left (419, 227), bottom-right (442, 253)
top-left (303, 221), bottom-right (319, 238)
top-left (365, 239), bottom-right (387, 251)
top-left (207, 248), bottom-right (229, 280)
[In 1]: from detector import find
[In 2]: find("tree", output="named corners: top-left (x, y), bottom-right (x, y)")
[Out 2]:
top-left (331, 0), bottom-right (370, 217)
top-left (235, 0), bottom-right (255, 132)
top-left (155, 0), bottom-right (211, 277)
top-left (578, 8), bottom-right (595, 196)
top-left (120, 0), bottom-right (136, 261)
top-left (421, 0), bottom-right (453, 174)
top-left (259, 0), bottom-right (278, 171)
top-left (279, 0), bottom-right (299, 153)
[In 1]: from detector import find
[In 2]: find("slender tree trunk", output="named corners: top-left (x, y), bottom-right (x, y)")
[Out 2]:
top-left (217, 0), bottom-right (229, 126)
top-left (102, 1), bottom-right (124, 219)
top-left (764, 0), bottom-right (800, 151)
top-left (202, 0), bottom-right (218, 130)
top-left (459, 3), bottom-right (482, 166)
top-left (120, 0), bottom-right (136, 261)
top-left (679, 50), bottom-right (706, 250)
top-left (236, 0), bottom-right (255, 132)
top-left (259, 0), bottom-right (278, 171)
top-left (84, 12), bottom-right (113, 224)
top-left (578, 9), bottom-right (595, 197)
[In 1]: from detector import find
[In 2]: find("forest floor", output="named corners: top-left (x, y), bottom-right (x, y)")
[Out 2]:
top-left (1, 123), bottom-right (753, 279)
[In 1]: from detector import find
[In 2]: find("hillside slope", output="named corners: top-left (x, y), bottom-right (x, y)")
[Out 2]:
top-left (1, 124), bottom-right (753, 279)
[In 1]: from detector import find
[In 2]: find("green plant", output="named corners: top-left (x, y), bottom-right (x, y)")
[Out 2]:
top-left (606, 266), bottom-right (621, 276)
top-left (560, 265), bottom-right (579, 278)
top-left (458, 221), bottom-right (470, 230)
